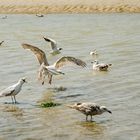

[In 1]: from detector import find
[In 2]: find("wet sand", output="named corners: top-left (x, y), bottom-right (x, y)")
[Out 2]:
top-left (0, 0), bottom-right (140, 14)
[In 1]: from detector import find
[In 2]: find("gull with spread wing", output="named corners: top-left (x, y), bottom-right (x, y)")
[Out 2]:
top-left (0, 77), bottom-right (27, 104)
top-left (22, 43), bottom-right (86, 85)
top-left (43, 36), bottom-right (62, 54)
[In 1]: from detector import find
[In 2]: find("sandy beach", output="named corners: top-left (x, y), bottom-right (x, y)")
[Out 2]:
top-left (0, 0), bottom-right (140, 14)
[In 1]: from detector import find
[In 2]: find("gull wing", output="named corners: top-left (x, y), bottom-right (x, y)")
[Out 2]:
top-left (54, 56), bottom-right (87, 69)
top-left (81, 103), bottom-right (100, 113)
top-left (22, 43), bottom-right (49, 66)
top-left (43, 37), bottom-right (57, 50)
top-left (0, 86), bottom-right (15, 97)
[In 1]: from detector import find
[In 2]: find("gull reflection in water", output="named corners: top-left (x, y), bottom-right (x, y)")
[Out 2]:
top-left (76, 121), bottom-right (106, 138)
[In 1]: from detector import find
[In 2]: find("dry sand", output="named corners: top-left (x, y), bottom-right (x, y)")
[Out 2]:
top-left (0, 0), bottom-right (140, 14)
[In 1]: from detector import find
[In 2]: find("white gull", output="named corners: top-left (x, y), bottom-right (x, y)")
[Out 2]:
top-left (43, 36), bottom-right (62, 55)
top-left (0, 78), bottom-right (27, 104)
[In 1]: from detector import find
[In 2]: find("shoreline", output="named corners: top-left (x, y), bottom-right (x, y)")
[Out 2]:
top-left (0, 0), bottom-right (140, 14)
top-left (0, 5), bottom-right (140, 14)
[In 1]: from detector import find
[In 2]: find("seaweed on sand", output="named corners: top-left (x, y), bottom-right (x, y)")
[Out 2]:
top-left (37, 91), bottom-right (61, 108)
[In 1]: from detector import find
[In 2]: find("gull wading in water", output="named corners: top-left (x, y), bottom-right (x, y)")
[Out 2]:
top-left (1, 16), bottom-right (7, 19)
top-left (67, 102), bottom-right (112, 121)
top-left (22, 43), bottom-right (86, 85)
top-left (43, 36), bottom-right (62, 55)
top-left (91, 60), bottom-right (112, 71)
top-left (36, 14), bottom-right (44, 17)
top-left (0, 78), bottom-right (27, 104)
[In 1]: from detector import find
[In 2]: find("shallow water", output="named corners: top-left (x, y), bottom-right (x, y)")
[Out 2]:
top-left (0, 14), bottom-right (140, 140)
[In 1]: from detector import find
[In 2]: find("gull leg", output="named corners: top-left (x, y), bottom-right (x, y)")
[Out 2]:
top-left (13, 95), bottom-right (17, 104)
top-left (86, 115), bottom-right (88, 121)
top-left (90, 115), bottom-right (92, 121)
top-left (38, 69), bottom-right (42, 80)
top-left (11, 96), bottom-right (14, 104)
top-left (48, 75), bottom-right (52, 85)
top-left (42, 74), bottom-right (46, 85)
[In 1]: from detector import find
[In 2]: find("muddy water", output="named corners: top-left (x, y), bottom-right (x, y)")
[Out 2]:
top-left (0, 14), bottom-right (139, 140)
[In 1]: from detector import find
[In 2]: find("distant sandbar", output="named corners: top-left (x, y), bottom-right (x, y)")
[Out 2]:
top-left (0, 0), bottom-right (140, 14)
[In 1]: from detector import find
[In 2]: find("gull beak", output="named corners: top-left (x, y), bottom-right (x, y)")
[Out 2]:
top-left (107, 110), bottom-right (112, 114)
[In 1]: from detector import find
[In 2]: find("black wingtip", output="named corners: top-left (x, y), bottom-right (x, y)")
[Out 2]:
top-left (43, 37), bottom-right (51, 42)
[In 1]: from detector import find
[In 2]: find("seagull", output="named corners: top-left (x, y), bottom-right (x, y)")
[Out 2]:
top-left (43, 36), bottom-right (62, 55)
top-left (0, 78), bottom-right (27, 104)
top-left (1, 16), bottom-right (7, 19)
top-left (22, 43), bottom-right (86, 85)
top-left (67, 102), bottom-right (112, 121)
top-left (90, 49), bottom-right (98, 56)
top-left (0, 41), bottom-right (4, 46)
top-left (91, 60), bottom-right (112, 71)
top-left (36, 14), bottom-right (44, 17)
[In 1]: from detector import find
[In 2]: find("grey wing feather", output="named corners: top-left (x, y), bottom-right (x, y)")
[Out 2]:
top-left (54, 56), bottom-right (87, 69)
top-left (22, 43), bottom-right (49, 66)
top-left (0, 87), bottom-right (15, 97)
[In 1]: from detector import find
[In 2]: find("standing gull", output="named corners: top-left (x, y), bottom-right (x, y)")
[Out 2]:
top-left (91, 60), bottom-right (112, 71)
top-left (0, 78), bottom-right (27, 104)
top-left (67, 102), bottom-right (112, 121)
top-left (22, 43), bottom-right (86, 85)
top-left (43, 36), bottom-right (62, 55)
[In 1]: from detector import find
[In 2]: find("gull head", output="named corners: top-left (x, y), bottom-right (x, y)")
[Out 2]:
top-left (58, 48), bottom-right (63, 51)
top-left (90, 50), bottom-right (97, 56)
top-left (91, 60), bottom-right (99, 64)
top-left (19, 77), bottom-right (27, 84)
top-left (100, 106), bottom-right (112, 114)
top-left (108, 64), bottom-right (112, 66)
